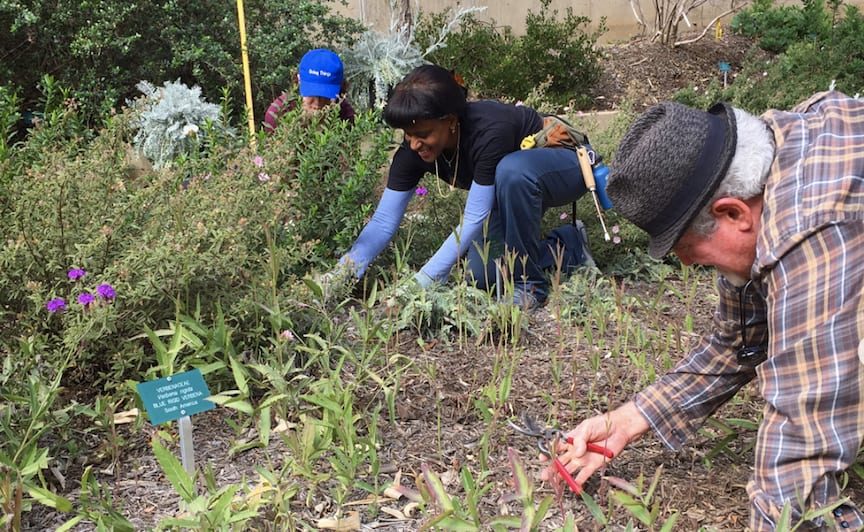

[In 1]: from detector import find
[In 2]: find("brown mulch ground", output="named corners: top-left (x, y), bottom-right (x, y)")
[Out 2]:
top-left (32, 275), bottom-right (766, 531)
top-left (25, 33), bottom-right (863, 531)
top-left (589, 32), bottom-right (764, 111)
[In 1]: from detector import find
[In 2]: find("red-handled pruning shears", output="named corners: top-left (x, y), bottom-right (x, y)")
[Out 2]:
top-left (508, 412), bottom-right (614, 495)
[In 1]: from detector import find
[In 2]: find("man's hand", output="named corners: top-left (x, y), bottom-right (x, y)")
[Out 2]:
top-left (541, 401), bottom-right (650, 490)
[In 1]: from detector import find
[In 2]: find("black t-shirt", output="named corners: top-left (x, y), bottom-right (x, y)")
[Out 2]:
top-left (386, 100), bottom-right (544, 191)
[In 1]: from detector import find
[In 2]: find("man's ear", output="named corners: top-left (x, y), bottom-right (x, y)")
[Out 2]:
top-left (711, 197), bottom-right (756, 230)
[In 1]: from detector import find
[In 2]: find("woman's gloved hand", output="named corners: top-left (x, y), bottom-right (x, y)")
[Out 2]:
top-left (413, 270), bottom-right (435, 289)
top-left (311, 264), bottom-right (356, 304)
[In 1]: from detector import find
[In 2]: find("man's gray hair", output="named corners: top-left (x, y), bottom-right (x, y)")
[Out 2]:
top-left (688, 108), bottom-right (775, 236)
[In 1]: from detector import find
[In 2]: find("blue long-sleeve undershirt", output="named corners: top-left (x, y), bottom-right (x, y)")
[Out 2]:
top-left (339, 187), bottom-right (412, 277)
top-left (417, 183), bottom-right (495, 286)
top-left (340, 183), bottom-right (496, 286)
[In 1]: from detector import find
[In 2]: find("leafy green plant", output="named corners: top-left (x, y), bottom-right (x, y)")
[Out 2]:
top-left (58, 466), bottom-right (135, 532)
top-left (490, 448), bottom-right (555, 531)
top-left (1, 0), bottom-right (363, 127)
top-left (731, 0), bottom-right (833, 54)
top-left (0, 85), bottom-right (21, 164)
top-left (606, 466), bottom-right (680, 531)
top-left (263, 104), bottom-right (392, 262)
top-left (150, 435), bottom-right (266, 530)
top-left (699, 416), bottom-right (760, 467)
top-left (414, 463), bottom-right (483, 530)
top-left (418, 0), bottom-right (606, 108)
top-left (402, 449), bottom-right (558, 531)
top-left (0, 345), bottom-right (76, 530)
top-left (131, 79), bottom-right (234, 170)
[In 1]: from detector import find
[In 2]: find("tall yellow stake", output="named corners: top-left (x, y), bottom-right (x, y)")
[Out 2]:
top-left (236, 0), bottom-right (256, 147)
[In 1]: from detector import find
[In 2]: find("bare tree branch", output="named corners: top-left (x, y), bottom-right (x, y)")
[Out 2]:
top-left (673, 6), bottom-right (744, 46)
top-left (630, 0), bottom-right (750, 46)
top-left (630, 0), bottom-right (648, 34)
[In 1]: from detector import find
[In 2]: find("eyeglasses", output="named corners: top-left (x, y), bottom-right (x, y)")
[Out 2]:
top-left (736, 279), bottom-right (768, 367)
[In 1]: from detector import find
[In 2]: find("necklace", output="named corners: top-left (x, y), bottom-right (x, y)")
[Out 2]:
top-left (434, 124), bottom-right (460, 198)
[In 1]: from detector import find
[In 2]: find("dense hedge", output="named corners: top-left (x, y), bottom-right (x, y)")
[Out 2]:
top-left (0, 101), bottom-right (392, 384)
top-left (0, 0), bottom-right (364, 128)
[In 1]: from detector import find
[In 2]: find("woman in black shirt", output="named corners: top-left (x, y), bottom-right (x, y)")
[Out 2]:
top-left (335, 64), bottom-right (597, 308)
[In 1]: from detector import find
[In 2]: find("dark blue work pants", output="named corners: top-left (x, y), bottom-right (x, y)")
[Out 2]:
top-left (464, 147), bottom-right (588, 301)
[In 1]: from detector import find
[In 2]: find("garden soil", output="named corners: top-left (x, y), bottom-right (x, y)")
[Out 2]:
top-left (27, 33), bottom-right (864, 531)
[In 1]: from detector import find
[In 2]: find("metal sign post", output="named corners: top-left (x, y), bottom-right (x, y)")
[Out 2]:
top-left (137, 369), bottom-right (215, 484)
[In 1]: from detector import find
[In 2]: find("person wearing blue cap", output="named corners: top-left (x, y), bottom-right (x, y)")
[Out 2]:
top-left (263, 48), bottom-right (355, 133)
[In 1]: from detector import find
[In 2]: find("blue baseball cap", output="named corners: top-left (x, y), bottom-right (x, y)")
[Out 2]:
top-left (298, 49), bottom-right (344, 100)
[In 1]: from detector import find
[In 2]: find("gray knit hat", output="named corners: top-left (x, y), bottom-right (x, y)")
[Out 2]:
top-left (606, 101), bottom-right (737, 259)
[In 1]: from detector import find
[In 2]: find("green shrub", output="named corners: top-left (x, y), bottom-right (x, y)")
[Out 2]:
top-left (0, 0), bottom-right (363, 128)
top-left (734, 6), bottom-right (863, 112)
top-left (0, 85), bottom-right (21, 163)
top-left (416, 10), bottom-right (515, 97)
top-left (259, 104), bottom-right (393, 263)
top-left (1, 99), bottom-right (390, 385)
top-left (684, 0), bottom-right (863, 113)
top-left (518, 1), bottom-right (606, 108)
top-left (731, 0), bottom-right (832, 53)
top-left (417, 0), bottom-right (606, 108)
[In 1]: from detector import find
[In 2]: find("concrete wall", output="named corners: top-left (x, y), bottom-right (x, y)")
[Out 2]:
top-left (334, 0), bottom-right (863, 43)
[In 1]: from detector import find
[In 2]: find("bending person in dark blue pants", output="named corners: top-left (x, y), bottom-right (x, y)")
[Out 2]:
top-left (464, 147), bottom-right (596, 301)
top-left (328, 64), bottom-right (602, 308)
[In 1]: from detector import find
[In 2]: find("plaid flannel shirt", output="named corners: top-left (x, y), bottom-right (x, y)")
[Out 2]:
top-left (634, 92), bottom-right (864, 531)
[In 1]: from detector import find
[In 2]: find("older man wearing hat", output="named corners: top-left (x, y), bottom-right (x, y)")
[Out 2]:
top-left (544, 92), bottom-right (864, 530)
top-left (263, 48), bottom-right (355, 133)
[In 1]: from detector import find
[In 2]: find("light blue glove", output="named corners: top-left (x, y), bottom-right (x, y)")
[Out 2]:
top-left (313, 263), bottom-right (356, 303)
top-left (413, 270), bottom-right (435, 289)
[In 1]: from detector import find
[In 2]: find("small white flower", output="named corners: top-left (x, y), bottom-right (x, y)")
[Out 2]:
top-left (182, 123), bottom-right (199, 136)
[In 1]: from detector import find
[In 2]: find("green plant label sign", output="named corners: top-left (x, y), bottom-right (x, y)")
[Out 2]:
top-left (136, 369), bottom-right (214, 425)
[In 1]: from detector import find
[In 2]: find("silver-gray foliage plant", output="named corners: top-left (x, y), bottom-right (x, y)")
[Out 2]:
top-left (343, 3), bottom-right (486, 109)
top-left (131, 79), bottom-right (231, 170)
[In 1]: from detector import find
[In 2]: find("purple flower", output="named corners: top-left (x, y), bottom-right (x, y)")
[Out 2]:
top-left (253, 156), bottom-right (264, 168)
top-left (77, 292), bottom-right (95, 306)
top-left (559, 212), bottom-right (568, 220)
top-left (415, 186), bottom-right (427, 196)
top-left (612, 225), bottom-right (621, 234)
top-left (613, 235), bottom-right (622, 245)
top-left (67, 268), bottom-right (86, 281)
top-left (46, 298), bottom-right (67, 313)
top-left (281, 330), bottom-right (295, 341)
top-left (96, 283), bottom-right (116, 300)
top-left (258, 172), bottom-right (271, 182)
